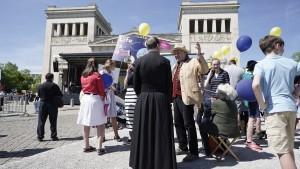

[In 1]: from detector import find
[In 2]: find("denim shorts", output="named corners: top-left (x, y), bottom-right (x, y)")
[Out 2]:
top-left (248, 101), bottom-right (260, 118)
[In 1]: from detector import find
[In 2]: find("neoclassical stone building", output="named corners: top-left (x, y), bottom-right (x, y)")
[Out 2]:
top-left (42, 0), bottom-right (240, 91)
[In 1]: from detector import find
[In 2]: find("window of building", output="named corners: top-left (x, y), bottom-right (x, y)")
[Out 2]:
top-left (198, 19), bottom-right (204, 33)
top-left (207, 19), bottom-right (212, 33)
top-left (53, 24), bottom-right (57, 36)
top-left (61, 24), bottom-right (65, 36)
top-left (84, 23), bottom-right (88, 35)
top-left (225, 19), bottom-right (231, 33)
top-left (76, 23), bottom-right (80, 35)
top-left (96, 25), bottom-right (99, 35)
top-left (189, 19), bottom-right (195, 33)
top-left (216, 19), bottom-right (222, 32)
top-left (68, 24), bottom-right (72, 36)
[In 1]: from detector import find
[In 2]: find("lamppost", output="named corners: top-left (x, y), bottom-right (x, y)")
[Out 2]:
top-left (59, 71), bottom-right (64, 92)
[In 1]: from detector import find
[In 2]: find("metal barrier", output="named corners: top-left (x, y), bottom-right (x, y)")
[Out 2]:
top-left (0, 94), bottom-right (29, 116)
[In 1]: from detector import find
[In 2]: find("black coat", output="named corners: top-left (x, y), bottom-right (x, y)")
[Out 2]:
top-left (129, 51), bottom-right (177, 169)
top-left (133, 51), bottom-right (172, 101)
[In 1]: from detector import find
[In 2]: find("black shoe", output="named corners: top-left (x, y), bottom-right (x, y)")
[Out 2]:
top-left (183, 154), bottom-right (198, 162)
top-left (37, 137), bottom-right (43, 142)
top-left (176, 148), bottom-right (188, 155)
top-left (51, 137), bottom-right (59, 141)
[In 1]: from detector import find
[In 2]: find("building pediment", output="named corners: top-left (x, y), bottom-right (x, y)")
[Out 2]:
top-left (90, 31), bottom-right (182, 47)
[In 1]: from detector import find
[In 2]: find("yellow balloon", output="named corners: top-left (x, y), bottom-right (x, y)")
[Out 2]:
top-left (231, 57), bottom-right (239, 63)
top-left (212, 51), bottom-right (222, 59)
top-left (207, 63), bottom-right (211, 68)
top-left (270, 27), bottom-right (282, 36)
top-left (221, 45), bottom-right (230, 56)
top-left (139, 23), bottom-right (150, 36)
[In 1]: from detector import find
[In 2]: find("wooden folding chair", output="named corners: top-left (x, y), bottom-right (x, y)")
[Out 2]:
top-left (209, 135), bottom-right (240, 161)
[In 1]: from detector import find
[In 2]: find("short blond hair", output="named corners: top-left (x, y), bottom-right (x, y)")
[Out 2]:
top-left (217, 83), bottom-right (237, 101)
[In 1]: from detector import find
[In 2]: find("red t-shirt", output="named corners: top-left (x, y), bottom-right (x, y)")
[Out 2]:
top-left (81, 72), bottom-right (105, 97)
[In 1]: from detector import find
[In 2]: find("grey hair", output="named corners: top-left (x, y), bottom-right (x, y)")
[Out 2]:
top-left (217, 83), bottom-right (237, 101)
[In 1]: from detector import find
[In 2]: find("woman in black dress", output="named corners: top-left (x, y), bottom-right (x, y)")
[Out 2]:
top-left (129, 37), bottom-right (177, 169)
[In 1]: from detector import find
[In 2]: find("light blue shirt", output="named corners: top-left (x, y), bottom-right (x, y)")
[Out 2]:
top-left (253, 55), bottom-right (300, 114)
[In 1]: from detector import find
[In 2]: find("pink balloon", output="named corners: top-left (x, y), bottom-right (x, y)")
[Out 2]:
top-left (160, 40), bottom-right (171, 50)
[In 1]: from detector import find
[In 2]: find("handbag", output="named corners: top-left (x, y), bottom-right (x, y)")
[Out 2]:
top-left (55, 96), bottom-right (64, 108)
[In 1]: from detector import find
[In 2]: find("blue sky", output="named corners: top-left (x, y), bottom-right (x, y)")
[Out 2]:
top-left (0, 0), bottom-right (299, 73)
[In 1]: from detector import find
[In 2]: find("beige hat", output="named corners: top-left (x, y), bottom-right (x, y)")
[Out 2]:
top-left (170, 44), bottom-right (190, 54)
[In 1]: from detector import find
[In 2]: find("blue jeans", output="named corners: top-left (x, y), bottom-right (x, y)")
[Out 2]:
top-left (34, 101), bottom-right (40, 113)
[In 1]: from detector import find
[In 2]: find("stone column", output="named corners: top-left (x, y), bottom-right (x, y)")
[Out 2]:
top-left (212, 19), bottom-right (216, 32)
top-left (72, 23), bottom-right (76, 36)
top-left (195, 20), bottom-right (198, 33)
top-left (80, 23), bottom-right (84, 36)
top-left (221, 19), bottom-right (225, 32)
top-left (57, 24), bottom-right (61, 36)
top-left (203, 19), bottom-right (207, 33)
top-left (64, 23), bottom-right (69, 36)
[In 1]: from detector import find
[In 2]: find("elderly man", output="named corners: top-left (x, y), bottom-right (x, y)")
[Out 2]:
top-left (204, 58), bottom-right (230, 99)
top-left (172, 42), bottom-right (209, 162)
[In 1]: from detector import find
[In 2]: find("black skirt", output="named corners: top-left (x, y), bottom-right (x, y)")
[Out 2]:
top-left (129, 92), bottom-right (177, 169)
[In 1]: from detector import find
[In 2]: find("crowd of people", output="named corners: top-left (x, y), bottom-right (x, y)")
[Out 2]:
top-left (33, 35), bottom-right (299, 169)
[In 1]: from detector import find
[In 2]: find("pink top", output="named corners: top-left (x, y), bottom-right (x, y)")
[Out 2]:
top-left (81, 72), bottom-right (105, 97)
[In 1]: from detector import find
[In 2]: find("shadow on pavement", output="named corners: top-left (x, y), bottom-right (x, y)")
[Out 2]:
top-left (178, 146), bottom-right (275, 169)
top-left (104, 144), bottom-right (131, 154)
top-left (0, 148), bottom-right (52, 158)
top-left (59, 136), bottom-right (82, 141)
top-left (0, 135), bottom-right (7, 138)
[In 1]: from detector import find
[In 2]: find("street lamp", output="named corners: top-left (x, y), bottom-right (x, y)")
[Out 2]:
top-left (59, 71), bottom-right (64, 92)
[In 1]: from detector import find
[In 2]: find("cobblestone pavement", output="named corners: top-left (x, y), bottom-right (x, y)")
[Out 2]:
top-left (0, 103), bottom-right (112, 165)
top-left (0, 103), bottom-right (300, 168)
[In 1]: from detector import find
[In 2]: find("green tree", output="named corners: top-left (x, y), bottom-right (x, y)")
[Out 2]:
top-left (0, 62), bottom-right (34, 93)
top-left (30, 75), bottom-right (41, 93)
top-left (292, 52), bottom-right (300, 62)
top-left (19, 69), bottom-right (34, 92)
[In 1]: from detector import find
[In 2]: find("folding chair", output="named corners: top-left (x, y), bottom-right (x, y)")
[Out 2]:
top-left (209, 135), bottom-right (240, 161)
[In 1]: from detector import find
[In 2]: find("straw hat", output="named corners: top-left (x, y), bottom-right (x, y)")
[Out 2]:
top-left (170, 44), bottom-right (190, 54)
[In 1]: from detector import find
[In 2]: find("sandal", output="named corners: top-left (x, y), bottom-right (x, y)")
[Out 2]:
top-left (83, 146), bottom-right (96, 152)
top-left (97, 149), bottom-right (106, 155)
top-left (114, 136), bottom-right (122, 142)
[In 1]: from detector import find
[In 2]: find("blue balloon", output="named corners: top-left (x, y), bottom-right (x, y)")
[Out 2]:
top-left (236, 35), bottom-right (252, 52)
top-left (102, 73), bottom-right (113, 89)
top-left (236, 78), bottom-right (256, 102)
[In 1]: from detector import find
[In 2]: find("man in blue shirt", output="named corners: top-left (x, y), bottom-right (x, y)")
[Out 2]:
top-left (252, 35), bottom-right (299, 169)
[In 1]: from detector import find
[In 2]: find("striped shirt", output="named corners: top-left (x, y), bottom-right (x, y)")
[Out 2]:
top-left (209, 69), bottom-right (230, 97)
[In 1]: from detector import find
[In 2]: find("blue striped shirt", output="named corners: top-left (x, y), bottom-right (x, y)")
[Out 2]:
top-left (209, 69), bottom-right (230, 97)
